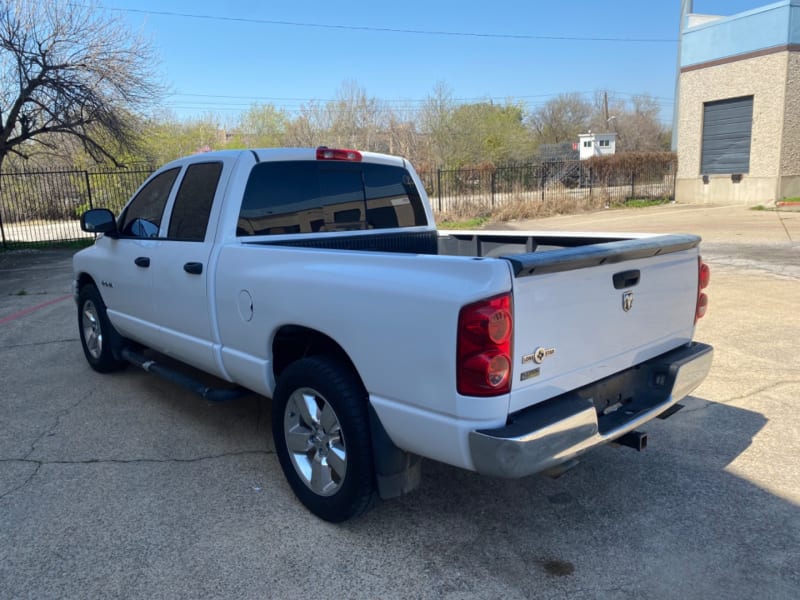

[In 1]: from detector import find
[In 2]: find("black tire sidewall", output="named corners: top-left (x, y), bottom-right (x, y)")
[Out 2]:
top-left (77, 284), bottom-right (125, 373)
top-left (272, 356), bottom-right (375, 522)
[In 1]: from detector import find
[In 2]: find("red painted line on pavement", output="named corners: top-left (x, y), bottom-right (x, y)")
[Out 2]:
top-left (0, 294), bottom-right (72, 325)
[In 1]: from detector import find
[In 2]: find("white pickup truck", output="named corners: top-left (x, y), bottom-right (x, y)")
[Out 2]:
top-left (73, 147), bottom-right (712, 522)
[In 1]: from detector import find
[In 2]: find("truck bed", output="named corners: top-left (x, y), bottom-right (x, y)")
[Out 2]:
top-left (252, 228), bottom-right (700, 275)
top-left (250, 227), bottom-right (703, 417)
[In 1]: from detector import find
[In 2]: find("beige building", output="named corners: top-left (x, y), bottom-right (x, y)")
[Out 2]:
top-left (676, 1), bottom-right (800, 204)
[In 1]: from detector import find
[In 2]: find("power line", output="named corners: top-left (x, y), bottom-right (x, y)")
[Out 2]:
top-left (167, 91), bottom-right (593, 103)
top-left (99, 5), bottom-right (677, 43)
top-left (161, 92), bottom-right (674, 115)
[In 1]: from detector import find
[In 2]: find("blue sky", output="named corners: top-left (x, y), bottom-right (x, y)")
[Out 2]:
top-left (102, 0), bottom-right (771, 124)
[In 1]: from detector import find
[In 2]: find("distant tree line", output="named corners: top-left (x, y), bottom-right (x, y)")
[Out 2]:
top-left (126, 81), bottom-right (670, 171)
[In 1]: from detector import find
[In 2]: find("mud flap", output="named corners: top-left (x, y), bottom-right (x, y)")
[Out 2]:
top-left (368, 404), bottom-right (422, 499)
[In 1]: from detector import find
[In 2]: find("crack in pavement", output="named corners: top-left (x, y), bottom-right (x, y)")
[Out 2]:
top-left (710, 379), bottom-right (800, 405)
top-left (562, 586), bottom-right (635, 596)
top-left (775, 207), bottom-right (795, 242)
top-left (679, 379), bottom-right (800, 415)
top-left (2, 377), bottom-right (275, 502)
top-left (22, 386), bottom-right (98, 461)
top-left (0, 450), bottom-right (274, 502)
top-left (0, 462), bottom-right (42, 502)
top-left (0, 385), bottom-right (100, 501)
top-left (1, 449), bottom-right (275, 466)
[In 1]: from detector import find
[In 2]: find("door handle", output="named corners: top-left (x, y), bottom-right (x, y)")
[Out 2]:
top-left (613, 269), bottom-right (640, 289)
top-left (183, 262), bottom-right (203, 275)
top-left (134, 256), bottom-right (150, 268)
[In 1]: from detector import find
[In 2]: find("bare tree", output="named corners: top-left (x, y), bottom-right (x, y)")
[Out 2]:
top-left (325, 81), bottom-right (385, 151)
top-left (418, 81), bottom-right (456, 166)
top-left (528, 93), bottom-right (592, 146)
top-left (614, 94), bottom-right (670, 152)
top-left (586, 91), bottom-right (671, 151)
top-left (0, 0), bottom-right (161, 171)
top-left (282, 101), bottom-right (332, 148)
top-left (386, 112), bottom-right (419, 159)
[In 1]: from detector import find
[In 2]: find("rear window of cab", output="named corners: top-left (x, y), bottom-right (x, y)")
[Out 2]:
top-left (237, 161), bottom-right (427, 236)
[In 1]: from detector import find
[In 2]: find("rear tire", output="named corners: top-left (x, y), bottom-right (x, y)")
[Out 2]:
top-left (272, 356), bottom-right (375, 522)
top-left (78, 284), bottom-right (127, 373)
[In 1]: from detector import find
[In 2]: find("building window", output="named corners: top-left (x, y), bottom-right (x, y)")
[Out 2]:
top-left (583, 140), bottom-right (592, 148)
top-left (599, 140), bottom-right (610, 147)
top-left (701, 96), bottom-right (753, 174)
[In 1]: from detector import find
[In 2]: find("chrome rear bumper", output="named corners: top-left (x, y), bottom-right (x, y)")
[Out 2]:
top-left (469, 342), bottom-right (713, 478)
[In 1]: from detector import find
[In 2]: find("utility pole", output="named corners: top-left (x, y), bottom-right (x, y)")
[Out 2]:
top-left (672, 0), bottom-right (693, 151)
top-left (603, 91), bottom-right (609, 127)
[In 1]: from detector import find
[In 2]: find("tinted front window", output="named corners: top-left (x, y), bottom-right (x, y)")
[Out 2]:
top-left (168, 162), bottom-right (223, 241)
top-left (119, 168), bottom-right (180, 238)
top-left (237, 161), bottom-right (426, 236)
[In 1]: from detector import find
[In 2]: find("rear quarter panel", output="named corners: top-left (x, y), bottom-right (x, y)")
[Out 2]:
top-left (214, 244), bottom-right (513, 421)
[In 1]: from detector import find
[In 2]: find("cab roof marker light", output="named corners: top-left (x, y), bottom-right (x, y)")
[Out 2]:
top-left (316, 147), bottom-right (362, 162)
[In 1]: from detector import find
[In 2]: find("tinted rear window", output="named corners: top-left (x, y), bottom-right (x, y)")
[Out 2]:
top-left (168, 162), bottom-right (223, 241)
top-left (237, 161), bottom-right (427, 236)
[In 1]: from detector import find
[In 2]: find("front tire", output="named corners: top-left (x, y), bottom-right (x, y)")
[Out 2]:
top-left (78, 284), bottom-right (127, 373)
top-left (272, 356), bottom-right (375, 522)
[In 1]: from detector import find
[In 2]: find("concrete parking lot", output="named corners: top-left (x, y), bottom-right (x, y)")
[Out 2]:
top-left (1, 204), bottom-right (798, 599)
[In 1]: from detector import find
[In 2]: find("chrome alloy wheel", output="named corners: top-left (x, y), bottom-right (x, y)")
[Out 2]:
top-left (283, 387), bottom-right (347, 497)
top-left (81, 299), bottom-right (103, 360)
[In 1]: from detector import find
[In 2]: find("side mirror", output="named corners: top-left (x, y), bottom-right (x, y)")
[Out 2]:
top-left (81, 208), bottom-right (118, 238)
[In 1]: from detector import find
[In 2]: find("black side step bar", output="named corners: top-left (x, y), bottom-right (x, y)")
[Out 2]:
top-left (121, 347), bottom-right (246, 402)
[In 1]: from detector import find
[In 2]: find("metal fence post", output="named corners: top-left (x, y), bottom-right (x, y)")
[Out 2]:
top-left (589, 167), bottom-right (593, 198)
top-left (84, 170), bottom-right (93, 210)
top-left (437, 169), bottom-right (442, 212)
top-left (540, 167), bottom-right (546, 203)
top-left (0, 202), bottom-right (6, 250)
top-left (630, 172), bottom-right (635, 199)
top-left (0, 173), bottom-right (7, 249)
top-left (671, 162), bottom-right (677, 200)
top-left (490, 171), bottom-right (496, 208)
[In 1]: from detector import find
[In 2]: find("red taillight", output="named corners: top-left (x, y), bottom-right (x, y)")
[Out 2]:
top-left (699, 260), bottom-right (710, 289)
top-left (696, 256), bottom-right (710, 323)
top-left (696, 293), bottom-right (708, 320)
top-left (457, 293), bottom-right (513, 396)
top-left (316, 146), bottom-right (362, 161)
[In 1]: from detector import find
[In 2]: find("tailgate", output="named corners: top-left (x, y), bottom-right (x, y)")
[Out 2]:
top-left (506, 234), bottom-right (701, 414)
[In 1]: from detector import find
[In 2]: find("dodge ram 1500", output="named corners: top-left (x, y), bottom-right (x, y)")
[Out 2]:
top-left (74, 147), bottom-right (712, 521)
